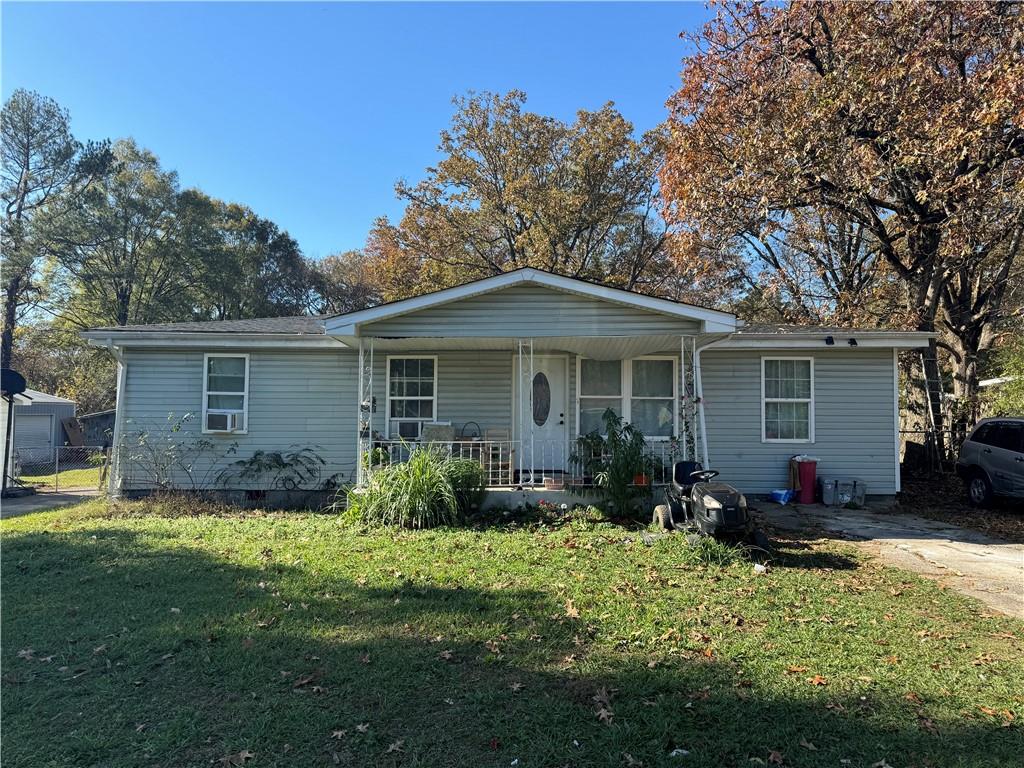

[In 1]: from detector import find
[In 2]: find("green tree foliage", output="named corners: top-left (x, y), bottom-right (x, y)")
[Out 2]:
top-left (1, 88), bottom-right (111, 367)
top-left (369, 91), bottom-right (671, 300)
top-left (8, 323), bottom-right (115, 414)
top-left (984, 336), bottom-right (1024, 416)
top-left (308, 250), bottom-right (381, 315)
top-left (182, 191), bottom-right (318, 320)
top-left (41, 139), bottom-right (193, 327)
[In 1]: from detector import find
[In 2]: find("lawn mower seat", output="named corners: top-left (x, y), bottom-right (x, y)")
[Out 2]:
top-left (671, 461), bottom-right (703, 495)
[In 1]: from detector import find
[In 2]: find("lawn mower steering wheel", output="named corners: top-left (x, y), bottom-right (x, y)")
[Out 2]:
top-left (689, 469), bottom-right (720, 483)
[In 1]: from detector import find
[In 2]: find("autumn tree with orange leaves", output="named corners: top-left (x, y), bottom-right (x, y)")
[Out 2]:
top-left (368, 91), bottom-right (675, 301)
top-left (662, 1), bottom-right (1023, 432)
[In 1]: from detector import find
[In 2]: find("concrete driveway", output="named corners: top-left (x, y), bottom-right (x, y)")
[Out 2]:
top-left (765, 504), bottom-right (1024, 618)
top-left (0, 490), bottom-right (99, 519)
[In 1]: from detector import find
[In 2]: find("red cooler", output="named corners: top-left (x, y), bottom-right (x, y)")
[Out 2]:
top-left (796, 457), bottom-right (818, 504)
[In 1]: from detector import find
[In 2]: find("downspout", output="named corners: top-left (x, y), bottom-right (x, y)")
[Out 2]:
top-left (104, 341), bottom-right (127, 497)
top-left (693, 333), bottom-right (734, 469)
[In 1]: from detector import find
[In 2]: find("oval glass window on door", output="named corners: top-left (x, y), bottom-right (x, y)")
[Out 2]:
top-left (532, 372), bottom-right (551, 426)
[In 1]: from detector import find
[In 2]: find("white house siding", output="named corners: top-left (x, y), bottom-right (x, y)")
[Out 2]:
top-left (361, 284), bottom-right (701, 338)
top-left (119, 349), bottom-right (359, 490)
top-left (116, 345), bottom-right (899, 495)
top-left (368, 350), bottom-right (513, 439)
top-left (700, 349), bottom-right (898, 495)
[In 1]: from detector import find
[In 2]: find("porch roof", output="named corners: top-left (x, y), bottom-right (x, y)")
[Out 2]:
top-left (325, 268), bottom-right (739, 339)
top-left (351, 334), bottom-right (690, 360)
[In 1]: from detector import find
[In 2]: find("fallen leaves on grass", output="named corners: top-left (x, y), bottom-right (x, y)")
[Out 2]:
top-left (330, 729), bottom-right (346, 740)
top-left (768, 749), bottom-right (784, 764)
top-left (807, 675), bottom-right (828, 686)
top-left (218, 750), bottom-right (255, 766)
top-left (799, 738), bottom-right (817, 751)
top-left (385, 740), bottom-right (404, 754)
top-left (564, 599), bottom-right (580, 619)
top-left (355, 723), bottom-right (370, 733)
top-left (292, 670), bottom-right (321, 689)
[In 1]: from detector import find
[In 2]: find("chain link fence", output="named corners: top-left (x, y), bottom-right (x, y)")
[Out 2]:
top-left (13, 445), bottom-right (109, 493)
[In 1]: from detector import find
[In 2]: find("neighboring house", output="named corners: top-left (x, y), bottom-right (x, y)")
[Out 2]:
top-left (82, 268), bottom-right (932, 501)
top-left (13, 389), bottom-right (76, 465)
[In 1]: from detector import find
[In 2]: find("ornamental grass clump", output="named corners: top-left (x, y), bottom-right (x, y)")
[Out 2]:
top-left (344, 446), bottom-right (485, 529)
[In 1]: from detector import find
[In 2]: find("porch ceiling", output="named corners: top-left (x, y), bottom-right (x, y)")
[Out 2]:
top-left (343, 334), bottom-right (691, 359)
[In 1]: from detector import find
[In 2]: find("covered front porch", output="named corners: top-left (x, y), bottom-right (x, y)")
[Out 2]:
top-left (350, 335), bottom-right (709, 489)
top-left (323, 268), bottom-right (740, 490)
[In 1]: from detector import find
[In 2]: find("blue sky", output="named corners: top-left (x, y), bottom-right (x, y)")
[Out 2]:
top-left (2, 1), bottom-right (712, 258)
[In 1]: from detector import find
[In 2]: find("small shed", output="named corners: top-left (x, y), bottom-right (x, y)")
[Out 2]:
top-left (78, 409), bottom-right (116, 447)
top-left (14, 389), bottom-right (76, 464)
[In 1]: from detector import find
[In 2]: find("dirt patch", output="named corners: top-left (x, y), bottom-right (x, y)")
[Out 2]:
top-left (898, 474), bottom-right (1024, 544)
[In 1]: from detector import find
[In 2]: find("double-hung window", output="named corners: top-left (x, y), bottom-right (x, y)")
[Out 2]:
top-left (630, 358), bottom-right (675, 437)
top-left (387, 357), bottom-right (436, 439)
top-left (578, 359), bottom-right (622, 435)
top-left (203, 353), bottom-right (249, 433)
top-left (577, 357), bottom-right (677, 438)
top-left (762, 357), bottom-right (814, 442)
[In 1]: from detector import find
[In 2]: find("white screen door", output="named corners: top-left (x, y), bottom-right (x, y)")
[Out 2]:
top-left (516, 355), bottom-right (568, 477)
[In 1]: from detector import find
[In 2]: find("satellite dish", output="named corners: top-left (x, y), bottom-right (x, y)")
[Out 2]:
top-left (1, 369), bottom-right (27, 398)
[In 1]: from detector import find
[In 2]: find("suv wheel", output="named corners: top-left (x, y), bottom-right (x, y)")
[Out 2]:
top-left (967, 471), bottom-right (994, 507)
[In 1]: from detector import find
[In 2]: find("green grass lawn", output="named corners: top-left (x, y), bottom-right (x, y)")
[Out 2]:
top-left (20, 465), bottom-right (103, 490)
top-left (2, 498), bottom-right (1021, 768)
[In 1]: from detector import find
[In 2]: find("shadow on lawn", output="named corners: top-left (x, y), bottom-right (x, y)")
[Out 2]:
top-left (1, 527), bottom-right (1016, 768)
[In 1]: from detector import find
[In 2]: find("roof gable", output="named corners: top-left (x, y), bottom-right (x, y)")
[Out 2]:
top-left (325, 268), bottom-right (737, 336)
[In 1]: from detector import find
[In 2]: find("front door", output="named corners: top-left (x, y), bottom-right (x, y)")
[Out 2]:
top-left (516, 355), bottom-right (568, 478)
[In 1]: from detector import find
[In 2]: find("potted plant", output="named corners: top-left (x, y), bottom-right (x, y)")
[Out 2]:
top-left (570, 409), bottom-right (653, 515)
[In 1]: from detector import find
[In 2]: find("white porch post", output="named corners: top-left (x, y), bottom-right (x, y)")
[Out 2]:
top-left (694, 338), bottom-right (711, 469)
top-left (516, 339), bottom-right (525, 486)
top-left (528, 337), bottom-right (535, 485)
top-left (367, 337), bottom-right (374, 446)
top-left (679, 336), bottom-right (688, 462)
top-left (356, 338), bottom-right (364, 487)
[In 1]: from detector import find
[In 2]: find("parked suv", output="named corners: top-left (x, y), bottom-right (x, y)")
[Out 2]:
top-left (956, 418), bottom-right (1024, 507)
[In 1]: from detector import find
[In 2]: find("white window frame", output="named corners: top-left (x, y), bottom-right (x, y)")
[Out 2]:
top-left (385, 355), bottom-right (438, 440)
top-left (761, 356), bottom-right (815, 443)
top-left (202, 353), bottom-right (250, 435)
top-left (574, 356), bottom-right (679, 441)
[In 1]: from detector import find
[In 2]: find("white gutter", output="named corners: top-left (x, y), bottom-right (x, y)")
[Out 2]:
top-left (83, 333), bottom-right (340, 350)
top-left (693, 333), bottom-right (734, 469)
top-left (92, 340), bottom-right (126, 497)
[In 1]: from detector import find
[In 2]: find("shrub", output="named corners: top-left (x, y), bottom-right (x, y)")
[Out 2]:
top-left (344, 447), bottom-right (484, 529)
top-left (445, 457), bottom-right (486, 512)
top-left (570, 409), bottom-right (653, 515)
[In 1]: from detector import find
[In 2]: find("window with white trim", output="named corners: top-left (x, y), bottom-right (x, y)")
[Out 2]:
top-left (577, 357), bottom-right (677, 438)
top-left (203, 354), bottom-right (249, 433)
top-left (630, 358), bottom-right (675, 437)
top-left (387, 357), bottom-right (436, 439)
top-left (762, 357), bottom-right (813, 442)
top-left (578, 359), bottom-right (622, 435)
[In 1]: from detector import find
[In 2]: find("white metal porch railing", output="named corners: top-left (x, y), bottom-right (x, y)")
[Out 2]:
top-left (360, 438), bottom-right (684, 489)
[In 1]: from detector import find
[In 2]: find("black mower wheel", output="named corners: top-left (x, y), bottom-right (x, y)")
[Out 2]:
top-left (653, 504), bottom-right (673, 530)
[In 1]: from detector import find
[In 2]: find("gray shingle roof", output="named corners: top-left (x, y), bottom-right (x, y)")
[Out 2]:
top-left (89, 315), bottom-right (328, 335)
